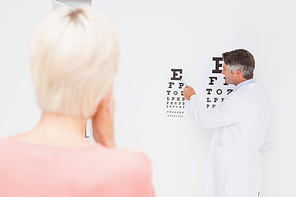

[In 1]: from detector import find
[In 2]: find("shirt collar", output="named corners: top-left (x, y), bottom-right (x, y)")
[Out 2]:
top-left (233, 79), bottom-right (255, 92)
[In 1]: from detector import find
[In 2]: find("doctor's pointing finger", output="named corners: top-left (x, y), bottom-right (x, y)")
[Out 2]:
top-left (183, 85), bottom-right (196, 101)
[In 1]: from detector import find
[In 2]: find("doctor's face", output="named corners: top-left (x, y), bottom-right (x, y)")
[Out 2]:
top-left (222, 63), bottom-right (237, 85)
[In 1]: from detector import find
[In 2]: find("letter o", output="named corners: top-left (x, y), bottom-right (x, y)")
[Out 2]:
top-left (216, 89), bottom-right (222, 95)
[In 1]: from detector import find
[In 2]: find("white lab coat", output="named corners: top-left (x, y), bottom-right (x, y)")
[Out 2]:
top-left (188, 83), bottom-right (276, 197)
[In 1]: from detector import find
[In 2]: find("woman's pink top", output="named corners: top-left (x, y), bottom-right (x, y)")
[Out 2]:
top-left (0, 138), bottom-right (156, 197)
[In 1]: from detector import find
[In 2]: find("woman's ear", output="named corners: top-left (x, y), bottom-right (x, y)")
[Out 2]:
top-left (102, 84), bottom-right (114, 113)
top-left (92, 84), bottom-right (114, 118)
top-left (91, 84), bottom-right (115, 147)
top-left (103, 84), bottom-right (113, 100)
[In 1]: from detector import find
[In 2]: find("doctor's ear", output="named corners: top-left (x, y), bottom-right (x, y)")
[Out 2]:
top-left (236, 70), bottom-right (242, 76)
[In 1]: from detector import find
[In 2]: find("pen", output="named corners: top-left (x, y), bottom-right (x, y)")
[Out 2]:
top-left (181, 79), bottom-right (187, 87)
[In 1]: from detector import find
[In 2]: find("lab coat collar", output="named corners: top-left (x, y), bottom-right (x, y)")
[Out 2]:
top-left (233, 79), bottom-right (255, 92)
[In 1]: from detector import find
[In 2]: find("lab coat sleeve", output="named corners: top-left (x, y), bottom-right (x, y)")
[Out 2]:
top-left (188, 95), bottom-right (238, 129)
top-left (259, 112), bottom-right (276, 151)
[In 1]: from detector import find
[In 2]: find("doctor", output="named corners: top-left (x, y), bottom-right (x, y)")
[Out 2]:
top-left (183, 49), bottom-right (276, 197)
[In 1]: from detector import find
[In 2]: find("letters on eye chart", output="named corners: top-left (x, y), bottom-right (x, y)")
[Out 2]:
top-left (165, 68), bottom-right (187, 118)
top-left (164, 56), bottom-right (234, 119)
top-left (203, 56), bottom-right (234, 108)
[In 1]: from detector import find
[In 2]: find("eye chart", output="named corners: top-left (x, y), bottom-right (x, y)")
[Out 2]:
top-left (202, 55), bottom-right (234, 108)
top-left (164, 67), bottom-right (188, 119)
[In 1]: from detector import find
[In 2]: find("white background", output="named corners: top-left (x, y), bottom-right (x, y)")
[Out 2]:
top-left (1, 0), bottom-right (296, 196)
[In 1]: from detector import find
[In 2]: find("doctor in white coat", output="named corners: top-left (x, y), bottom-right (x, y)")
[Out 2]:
top-left (183, 49), bottom-right (276, 197)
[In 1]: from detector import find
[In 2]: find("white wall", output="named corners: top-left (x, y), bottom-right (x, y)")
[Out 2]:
top-left (0, 0), bottom-right (51, 136)
top-left (1, 0), bottom-right (296, 196)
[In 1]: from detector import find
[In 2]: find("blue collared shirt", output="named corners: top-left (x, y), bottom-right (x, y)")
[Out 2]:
top-left (233, 79), bottom-right (255, 92)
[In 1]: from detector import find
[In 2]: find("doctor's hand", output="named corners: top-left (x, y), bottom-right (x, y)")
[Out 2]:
top-left (92, 86), bottom-right (115, 148)
top-left (183, 85), bottom-right (196, 101)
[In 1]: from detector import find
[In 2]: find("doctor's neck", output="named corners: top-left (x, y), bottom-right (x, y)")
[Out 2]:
top-left (235, 78), bottom-right (248, 86)
top-left (234, 77), bottom-right (254, 86)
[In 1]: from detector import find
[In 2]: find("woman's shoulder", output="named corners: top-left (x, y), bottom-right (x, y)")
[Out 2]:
top-left (0, 139), bottom-right (155, 197)
top-left (94, 143), bottom-right (152, 165)
top-left (90, 145), bottom-right (155, 196)
top-left (87, 144), bottom-right (153, 183)
top-left (0, 138), bottom-right (152, 175)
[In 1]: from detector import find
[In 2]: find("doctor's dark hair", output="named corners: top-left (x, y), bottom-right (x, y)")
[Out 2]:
top-left (222, 49), bottom-right (255, 79)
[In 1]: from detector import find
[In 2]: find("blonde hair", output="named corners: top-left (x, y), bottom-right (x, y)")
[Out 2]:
top-left (30, 6), bottom-right (119, 118)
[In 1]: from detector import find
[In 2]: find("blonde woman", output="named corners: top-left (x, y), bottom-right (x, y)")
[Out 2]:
top-left (0, 6), bottom-right (155, 197)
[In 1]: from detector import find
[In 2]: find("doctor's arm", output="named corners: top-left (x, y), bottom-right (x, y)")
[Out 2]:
top-left (259, 113), bottom-right (276, 151)
top-left (183, 86), bottom-right (238, 129)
